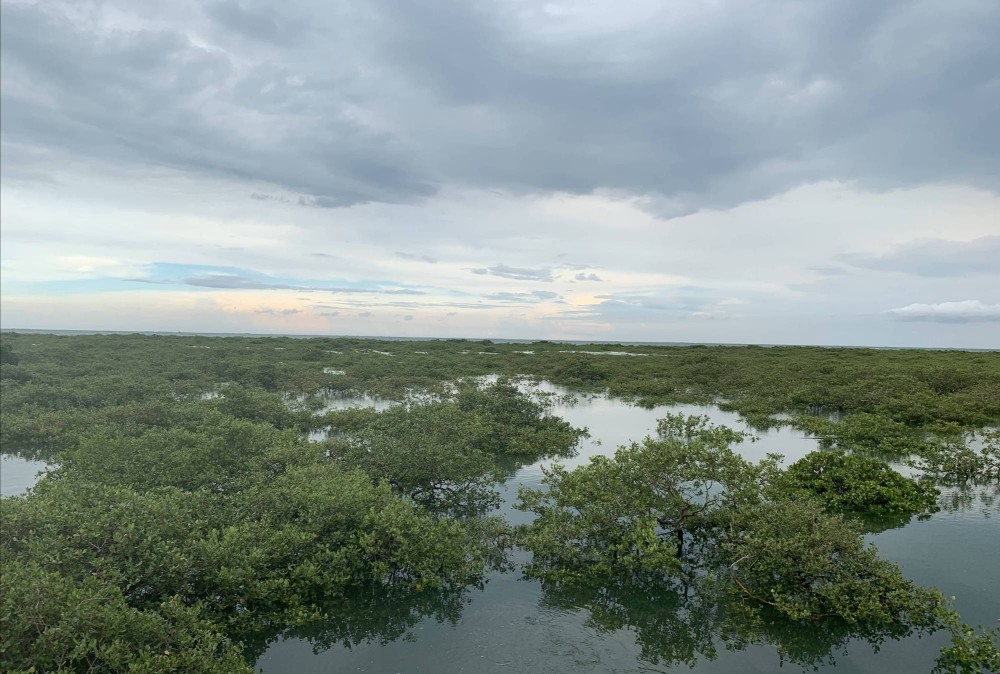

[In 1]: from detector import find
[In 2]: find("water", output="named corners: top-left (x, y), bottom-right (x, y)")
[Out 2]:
top-left (496, 382), bottom-right (817, 526)
top-left (257, 385), bottom-right (999, 673)
top-left (0, 454), bottom-right (50, 497)
top-left (2, 383), bottom-right (992, 671)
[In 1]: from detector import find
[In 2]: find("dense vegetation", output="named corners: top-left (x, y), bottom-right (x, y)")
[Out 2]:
top-left (1, 332), bottom-right (998, 672)
top-left (515, 416), bottom-right (949, 657)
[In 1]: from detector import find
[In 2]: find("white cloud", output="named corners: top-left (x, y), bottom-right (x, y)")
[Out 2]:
top-left (885, 300), bottom-right (1000, 323)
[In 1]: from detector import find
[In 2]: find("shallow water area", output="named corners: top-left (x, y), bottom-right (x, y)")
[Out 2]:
top-left (495, 380), bottom-right (820, 524)
top-left (316, 391), bottom-right (397, 413)
top-left (0, 454), bottom-right (51, 497)
top-left (256, 382), bottom-right (1000, 673)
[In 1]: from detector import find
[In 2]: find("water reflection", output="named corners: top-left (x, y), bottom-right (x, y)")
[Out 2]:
top-left (937, 483), bottom-right (999, 517)
top-left (539, 577), bottom-right (718, 669)
top-left (256, 382), bottom-right (999, 672)
top-left (538, 575), bottom-right (940, 672)
top-left (0, 454), bottom-right (51, 497)
top-left (247, 583), bottom-right (474, 664)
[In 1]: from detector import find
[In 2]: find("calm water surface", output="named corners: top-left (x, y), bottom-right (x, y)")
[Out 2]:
top-left (257, 384), bottom-right (1000, 673)
top-left (0, 454), bottom-right (50, 497)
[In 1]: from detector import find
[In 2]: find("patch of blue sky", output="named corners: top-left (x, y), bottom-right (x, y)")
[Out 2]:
top-left (138, 262), bottom-right (354, 289)
top-left (4, 262), bottom-right (428, 295)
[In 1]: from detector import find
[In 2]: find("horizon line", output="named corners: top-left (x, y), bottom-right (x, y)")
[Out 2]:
top-left (2, 327), bottom-right (996, 353)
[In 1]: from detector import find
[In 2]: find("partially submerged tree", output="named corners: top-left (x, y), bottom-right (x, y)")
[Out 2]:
top-left (516, 414), bottom-right (777, 580)
top-left (772, 450), bottom-right (939, 518)
top-left (911, 430), bottom-right (1000, 485)
top-left (517, 414), bottom-right (997, 670)
top-left (330, 378), bottom-right (584, 514)
top-left (719, 498), bottom-right (942, 625)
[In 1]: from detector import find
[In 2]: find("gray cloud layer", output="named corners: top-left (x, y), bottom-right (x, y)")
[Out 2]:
top-left (395, 252), bottom-right (438, 264)
top-left (2, 0), bottom-right (997, 214)
top-left (843, 236), bottom-right (1000, 277)
top-left (470, 264), bottom-right (554, 281)
top-left (484, 290), bottom-right (559, 302)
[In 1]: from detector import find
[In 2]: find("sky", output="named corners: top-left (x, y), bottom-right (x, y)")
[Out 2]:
top-left (1, 0), bottom-right (998, 348)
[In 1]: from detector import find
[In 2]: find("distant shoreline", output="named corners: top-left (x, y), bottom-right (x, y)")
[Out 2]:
top-left (1, 328), bottom-right (995, 352)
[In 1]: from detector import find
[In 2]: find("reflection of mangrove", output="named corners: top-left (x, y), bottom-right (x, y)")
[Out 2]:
top-left (539, 576), bottom-right (718, 668)
top-left (538, 575), bottom-right (942, 671)
top-left (936, 483), bottom-right (1000, 516)
top-left (852, 510), bottom-right (928, 534)
top-left (910, 430), bottom-right (1000, 486)
top-left (242, 582), bottom-right (474, 662)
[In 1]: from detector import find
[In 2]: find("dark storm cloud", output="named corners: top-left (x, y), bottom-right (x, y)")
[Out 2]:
top-left (470, 264), bottom-right (554, 281)
top-left (842, 236), bottom-right (1000, 277)
top-left (0, 1), bottom-right (435, 206)
top-left (1, 0), bottom-right (997, 213)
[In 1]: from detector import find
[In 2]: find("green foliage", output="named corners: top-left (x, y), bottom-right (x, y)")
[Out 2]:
top-left (516, 415), bottom-right (775, 581)
top-left (934, 621), bottom-right (1000, 674)
top-left (1, 465), bottom-right (490, 636)
top-left (721, 499), bottom-right (943, 625)
top-left (5, 333), bottom-right (997, 435)
top-left (215, 385), bottom-right (308, 430)
top-left (61, 414), bottom-right (299, 492)
top-left (0, 560), bottom-right (249, 673)
top-left (0, 343), bottom-right (18, 365)
top-left (551, 358), bottom-right (608, 386)
top-left (329, 378), bottom-right (584, 513)
top-left (774, 450), bottom-right (939, 517)
top-left (912, 430), bottom-right (1000, 485)
top-left (793, 412), bottom-right (930, 456)
top-left (518, 416), bottom-right (958, 660)
top-left (455, 378), bottom-right (586, 457)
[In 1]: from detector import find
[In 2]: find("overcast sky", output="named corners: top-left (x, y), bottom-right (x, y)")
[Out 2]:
top-left (1, 0), bottom-right (998, 347)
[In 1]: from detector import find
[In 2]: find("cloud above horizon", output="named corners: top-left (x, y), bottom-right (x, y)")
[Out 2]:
top-left (842, 236), bottom-right (1000, 277)
top-left (3, 0), bottom-right (998, 214)
top-left (470, 265), bottom-right (555, 282)
top-left (1, 0), bottom-right (998, 347)
top-left (885, 300), bottom-right (1000, 324)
